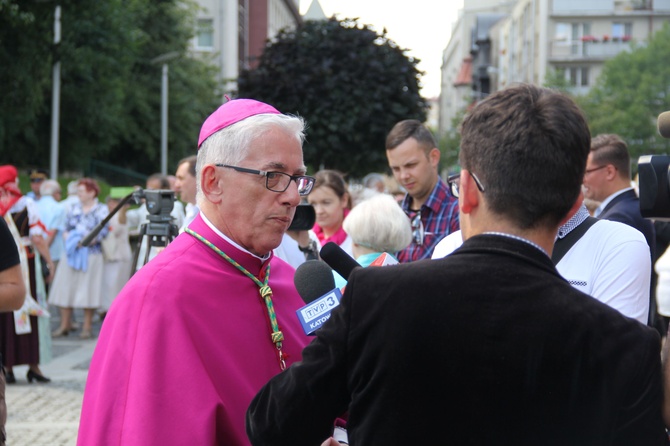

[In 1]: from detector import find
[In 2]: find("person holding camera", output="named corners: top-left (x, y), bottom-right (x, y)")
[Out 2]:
top-left (49, 178), bottom-right (109, 340)
top-left (273, 202), bottom-right (320, 269)
top-left (174, 155), bottom-right (199, 232)
top-left (127, 174), bottom-right (184, 271)
top-left (78, 99), bottom-right (315, 445)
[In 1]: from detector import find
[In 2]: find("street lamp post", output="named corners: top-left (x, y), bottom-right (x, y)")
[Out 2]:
top-left (50, 4), bottom-right (61, 180)
top-left (150, 51), bottom-right (180, 176)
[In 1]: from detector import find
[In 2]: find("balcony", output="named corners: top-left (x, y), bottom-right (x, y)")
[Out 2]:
top-left (549, 37), bottom-right (632, 61)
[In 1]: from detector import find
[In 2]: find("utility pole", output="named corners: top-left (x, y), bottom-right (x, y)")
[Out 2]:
top-left (50, 4), bottom-right (61, 179)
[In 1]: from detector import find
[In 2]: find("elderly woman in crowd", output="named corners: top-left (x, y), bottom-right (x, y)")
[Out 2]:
top-left (343, 193), bottom-right (413, 266)
top-left (49, 178), bottom-right (109, 339)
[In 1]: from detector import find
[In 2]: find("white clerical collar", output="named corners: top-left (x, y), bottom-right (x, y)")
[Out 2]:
top-left (200, 213), bottom-right (271, 261)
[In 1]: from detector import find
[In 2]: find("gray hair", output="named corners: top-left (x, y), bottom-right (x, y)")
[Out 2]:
top-left (67, 180), bottom-right (79, 195)
top-left (343, 193), bottom-right (412, 253)
top-left (40, 179), bottom-right (61, 197)
top-left (196, 113), bottom-right (306, 206)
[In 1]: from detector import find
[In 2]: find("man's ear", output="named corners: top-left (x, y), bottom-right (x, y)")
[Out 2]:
top-left (558, 190), bottom-right (584, 227)
top-left (604, 164), bottom-right (618, 180)
top-left (200, 164), bottom-right (223, 205)
top-left (459, 170), bottom-right (480, 215)
top-left (428, 148), bottom-right (440, 168)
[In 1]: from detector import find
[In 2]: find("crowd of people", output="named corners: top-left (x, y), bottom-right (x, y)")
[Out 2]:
top-left (2, 85), bottom-right (670, 444)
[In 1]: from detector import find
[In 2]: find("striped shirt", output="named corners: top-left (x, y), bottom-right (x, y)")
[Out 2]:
top-left (397, 178), bottom-right (460, 262)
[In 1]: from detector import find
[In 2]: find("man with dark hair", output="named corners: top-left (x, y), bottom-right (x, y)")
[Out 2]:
top-left (174, 155), bottom-right (199, 231)
top-left (247, 85), bottom-right (667, 445)
top-left (385, 119), bottom-right (458, 262)
top-left (584, 134), bottom-right (654, 249)
top-left (583, 133), bottom-right (657, 326)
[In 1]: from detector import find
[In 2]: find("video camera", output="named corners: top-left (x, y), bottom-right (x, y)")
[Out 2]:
top-left (638, 111), bottom-right (670, 219)
top-left (132, 188), bottom-right (176, 223)
top-left (288, 203), bottom-right (316, 231)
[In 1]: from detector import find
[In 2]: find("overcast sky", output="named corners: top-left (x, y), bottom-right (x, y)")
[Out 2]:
top-left (300, 0), bottom-right (464, 98)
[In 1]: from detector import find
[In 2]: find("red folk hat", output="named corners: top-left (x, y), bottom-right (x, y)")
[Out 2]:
top-left (0, 165), bottom-right (18, 186)
top-left (197, 99), bottom-right (280, 149)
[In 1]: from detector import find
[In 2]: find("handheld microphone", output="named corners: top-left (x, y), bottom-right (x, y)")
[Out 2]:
top-left (294, 260), bottom-right (336, 304)
top-left (293, 260), bottom-right (342, 335)
top-left (658, 111), bottom-right (670, 139)
top-left (320, 242), bottom-right (361, 281)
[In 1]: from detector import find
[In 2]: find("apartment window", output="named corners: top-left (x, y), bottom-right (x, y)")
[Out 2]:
top-left (571, 23), bottom-right (591, 40)
top-left (196, 19), bottom-right (214, 50)
top-left (569, 67), bottom-right (589, 87)
top-left (612, 22), bottom-right (632, 39)
top-left (555, 23), bottom-right (570, 41)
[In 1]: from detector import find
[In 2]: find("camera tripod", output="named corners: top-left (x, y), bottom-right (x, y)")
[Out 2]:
top-left (130, 215), bottom-right (179, 273)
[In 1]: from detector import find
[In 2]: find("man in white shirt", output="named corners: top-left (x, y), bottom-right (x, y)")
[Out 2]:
top-left (433, 200), bottom-right (651, 323)
top-left (174, 156), bottom-right (199, 232)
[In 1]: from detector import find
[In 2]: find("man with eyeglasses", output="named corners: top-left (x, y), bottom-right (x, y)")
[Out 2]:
top-left (583, 133), bottom-right (655, 252)
top-left (79, 99), bottom-right (314, 445)
top-left (583, 133), bottom-right (658, 328)
top-left (385, 120), bottom-right (459, 262)
top-left (246, 85), bottom-right (667, 445)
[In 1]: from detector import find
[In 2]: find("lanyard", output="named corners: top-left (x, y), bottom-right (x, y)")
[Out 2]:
top-left (185, 228), bottom-right (286, 370)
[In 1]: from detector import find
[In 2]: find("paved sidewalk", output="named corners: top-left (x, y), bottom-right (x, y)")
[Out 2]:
top-left (5, 308), bottom-right (100, 446)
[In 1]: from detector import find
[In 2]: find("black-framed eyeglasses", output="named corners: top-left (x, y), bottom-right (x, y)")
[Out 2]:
top-left (584, 165), bottom-right (608, 175)
top-left (215, 164), bottom-right (316, 196)
top-left (447, 171), bottom-right (485, 198)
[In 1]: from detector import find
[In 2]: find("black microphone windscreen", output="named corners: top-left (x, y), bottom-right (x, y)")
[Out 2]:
top-left (320, 242), bottom-right (361, 281)
top-left (658, 111), bottom-right (670, 139)
top-left (294, 260), bottom-right (336, 304)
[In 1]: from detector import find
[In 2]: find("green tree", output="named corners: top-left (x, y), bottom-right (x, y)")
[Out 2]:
top-left (237, 17), bottom-right (429, 178)
top-left (0, 0), bottom-right (220, 179)
top-left (438, 108), bottom-right (466, 175)
top-left (103, 0), bottom-right (221, 175)
top-left (543, 68), bottom-right (574, 94)
top-left (579, 23), bottom-right (670, 162)
top-left (0, 1), bottom-right (54, 159)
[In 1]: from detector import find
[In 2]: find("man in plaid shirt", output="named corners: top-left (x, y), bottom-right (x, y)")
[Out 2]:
top-left (385, 120), bottom-right (459, 262)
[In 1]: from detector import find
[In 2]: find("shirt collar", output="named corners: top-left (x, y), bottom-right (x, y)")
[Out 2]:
top-left (401, 177), bottom-right (446, 214)
top-left (556, 204), bottom-right (589, 239)
top-left (483, 231), bottom-right (548, 256)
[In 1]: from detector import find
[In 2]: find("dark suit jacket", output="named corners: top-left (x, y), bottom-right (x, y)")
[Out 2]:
top-left (247, 235), bottom-right (667, 446)
top-left (599, 189), bottom-right (655, 257)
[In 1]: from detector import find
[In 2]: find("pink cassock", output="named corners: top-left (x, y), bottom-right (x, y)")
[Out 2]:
top-left (77, 215), bottom-right (311, 445)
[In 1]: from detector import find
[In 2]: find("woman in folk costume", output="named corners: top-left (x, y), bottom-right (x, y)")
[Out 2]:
top-left (0, 165), bottom-right (54, 384)
top-left (49, 178), bottom-right (109, 340)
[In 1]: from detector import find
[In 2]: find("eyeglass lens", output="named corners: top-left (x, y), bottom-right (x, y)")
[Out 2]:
top-left (411, 212), bottom-right (424, 246)
top-left (266, 172), bottom-right (313, 196)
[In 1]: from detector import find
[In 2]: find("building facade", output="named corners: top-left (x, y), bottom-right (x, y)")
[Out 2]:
top-left (191, 0), bottom-right (302, 95)
top-left (439, 0), bottom-right (670, 136)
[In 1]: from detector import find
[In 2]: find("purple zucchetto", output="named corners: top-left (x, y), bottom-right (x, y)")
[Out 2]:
top-left (197, 99), bottom-right (281, 149)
